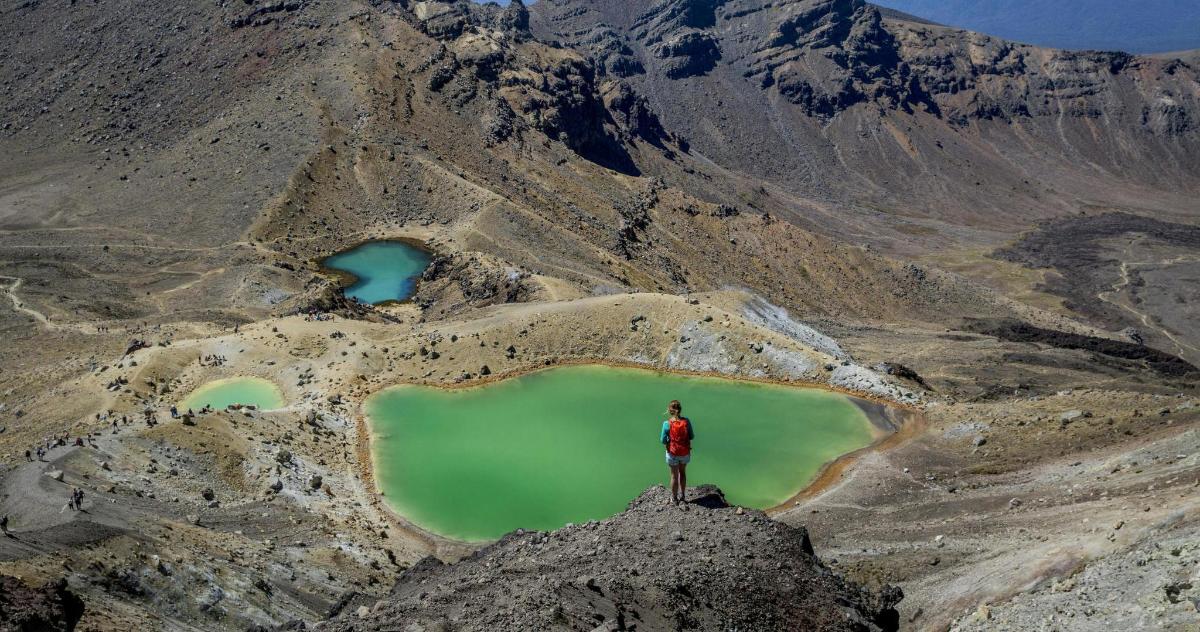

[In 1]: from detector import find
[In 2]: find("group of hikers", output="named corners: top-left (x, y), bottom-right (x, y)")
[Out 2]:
top-left (23, 432), bottom-right (97, 462)
top-left (198, 354), bottom-right (227, 367)
top-left (63, 487), bottom-right (85, 512)
top-left (95, 410), bottom-right (146, 434)
top-left (24, 400), bottom-right (219, 462)
top-left (22, 406), bottom-right (181, 464)
top-left (303, 309), bottom-right (334, 322)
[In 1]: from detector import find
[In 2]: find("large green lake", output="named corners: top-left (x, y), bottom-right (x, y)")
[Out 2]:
top-left (322, 240), bottom-right (431, 304)
top-left (180, 377), bottom-right (285, 411)
top-left (367, 365), bottom-right (877, 541)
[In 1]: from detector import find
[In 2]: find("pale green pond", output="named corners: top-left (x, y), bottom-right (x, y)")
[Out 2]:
top-left (180, 377), bottom-right (285, 411)
top-left (367, 365), bottom-right (877, 541)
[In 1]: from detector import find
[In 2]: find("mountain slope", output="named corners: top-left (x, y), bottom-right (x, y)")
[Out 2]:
top-left (0, 0), bottom-right (1044, 339)
top-left (529, 0), bottom-right (1200, 358)
top-left (530, 0), bottom-right (1200, 253)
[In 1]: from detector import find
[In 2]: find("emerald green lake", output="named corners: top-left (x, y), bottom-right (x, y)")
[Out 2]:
top-left (367, 365), bottom-right (877, 541)
top-left (180, 377), bottom-right (285, 411)
top-left (322, 240), bottom-right (431, 304)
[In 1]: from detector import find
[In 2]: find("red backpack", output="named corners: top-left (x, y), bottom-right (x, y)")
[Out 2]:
top-left (667, 418), bottom-right (691, 456)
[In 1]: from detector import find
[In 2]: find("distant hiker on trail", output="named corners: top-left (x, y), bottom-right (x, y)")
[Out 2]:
top-left (661, 399), bottom-right (694, 504)
top-left (170, 405), bottom-right (179, 419)
top-left (0, 514), bottom-right (8, 536)
top-left (24, 449), bottom-right (32, 462)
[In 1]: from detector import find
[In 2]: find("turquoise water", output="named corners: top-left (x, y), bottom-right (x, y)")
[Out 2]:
top-left (322, 241), bottom-right (432, 304)
top-left (367, 365), bottom-right (877, 541)
top-left (180, 377), bottom-right (285, 411)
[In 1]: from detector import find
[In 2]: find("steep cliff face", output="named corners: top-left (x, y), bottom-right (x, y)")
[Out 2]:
top-left (530, 0), bottom-right (1200, 251)
top-left (532, 0), bottom-right (1200, 139)
top-left (893, 23), bottom-right (1199, 133)
top-left (533, 0), bottom-right (922, 115)
top-left (405, 1), bottom-right (674, 175)
top-left (872, 0), bottom-right (1200, 53)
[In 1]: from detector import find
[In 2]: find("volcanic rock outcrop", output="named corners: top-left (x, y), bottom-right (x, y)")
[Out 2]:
top-left (319, 486), bottom-right (902, 632)
top-left (0, 576), bottom-right (85, 632)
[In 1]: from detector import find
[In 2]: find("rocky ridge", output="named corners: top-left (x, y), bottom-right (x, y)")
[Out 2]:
top-left (531, 0), bottom-right (1200, 253)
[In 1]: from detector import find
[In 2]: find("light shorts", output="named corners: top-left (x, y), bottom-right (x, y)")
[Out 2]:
top-left (665, 452), bottom-right (691, 466)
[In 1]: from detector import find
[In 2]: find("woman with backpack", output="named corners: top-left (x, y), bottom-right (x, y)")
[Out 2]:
top-left (660, 400), bottom-right (694, 504)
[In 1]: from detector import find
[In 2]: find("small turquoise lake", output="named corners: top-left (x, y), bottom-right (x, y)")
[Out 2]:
top-left (322, 240), bottom-right (432, 304)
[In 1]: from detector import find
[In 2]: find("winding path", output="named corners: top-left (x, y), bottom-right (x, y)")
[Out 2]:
top-left (1094, 237), bottom-right (1200, 360)
top-left (0, 274), bottom-right (127, 335)
top-left (0, 275), bottom-right (54, 328)
top-left (0, 230), bottom-right (299, 334)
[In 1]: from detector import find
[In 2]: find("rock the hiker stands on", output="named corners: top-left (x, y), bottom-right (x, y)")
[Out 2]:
top-left (318, 485), bottom-right (902, 632)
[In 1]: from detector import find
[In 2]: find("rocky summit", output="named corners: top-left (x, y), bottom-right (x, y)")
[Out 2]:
top-left (318, 485), bottom-right (902, 632)
top-left (1, 0), bottom-right (1198, 630)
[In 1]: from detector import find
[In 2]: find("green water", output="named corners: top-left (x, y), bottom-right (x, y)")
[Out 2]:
top-left (322, 240), bottom-right (432, 304)
top-left (367, 365), bottom-right (876, 541)
top-left (180, 377), bottom-right (285, 411)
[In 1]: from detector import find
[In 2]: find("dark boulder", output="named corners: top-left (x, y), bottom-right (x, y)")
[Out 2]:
top-left (0, 576), bottom-right (85, 632)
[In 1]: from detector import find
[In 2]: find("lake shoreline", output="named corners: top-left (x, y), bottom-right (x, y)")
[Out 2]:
top-left (362, 356), bottom-right (925, 407)
top-left (318, 238), bottom-right (434, 306)
top-left (357, 361), bottom-right (921, 548)
top-left (770, 402), bottom-right (925, 517)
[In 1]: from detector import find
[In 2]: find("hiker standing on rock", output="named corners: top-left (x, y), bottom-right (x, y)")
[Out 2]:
top-left (661, 400), bottom-right (694, 504)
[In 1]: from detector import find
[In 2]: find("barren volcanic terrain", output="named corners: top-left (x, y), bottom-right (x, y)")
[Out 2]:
top-left (1, 1), bottom-right (1198, 630)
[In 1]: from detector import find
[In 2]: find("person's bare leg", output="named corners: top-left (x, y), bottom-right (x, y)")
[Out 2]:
top-left (669, 464), bottom-right (679, 503)
top-left (678, 464), bottom-right (687, 502)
